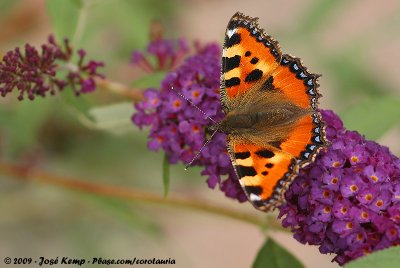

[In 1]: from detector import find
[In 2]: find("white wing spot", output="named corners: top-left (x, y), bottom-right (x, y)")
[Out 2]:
top-left (226, 28), bottom-right (238, 38)
top-left (250, 193), bottom-right (261, 201)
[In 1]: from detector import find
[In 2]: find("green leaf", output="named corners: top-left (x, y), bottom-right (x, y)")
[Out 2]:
top-left (46, 0), bottom-right (83, 41)
top-left (0, 97), bottom-right (54, 156)
top-left (252, 237), bottom-right (304, 268)
top-left (61, 86), bottom-right (92, 114)
top-left (78, 0), bottom-right (176, 62)
top-left (339, 97), bottom-right (400, 140)
top-left (345, 247), bottom-right (400, 268)
top-left (87, 102), bottom-right (136, 135)
top-left (162, 154), bottom-right (170, 197)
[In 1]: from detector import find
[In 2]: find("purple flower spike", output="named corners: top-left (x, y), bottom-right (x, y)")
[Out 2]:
top-left (132, 37), bottom-right (400, 266)
top-left (0, 35), bottom-right (104, 100)
top-left (279, 110), bottom-right (400, 266)
top-left (132, 40), bottom-right (247, 201)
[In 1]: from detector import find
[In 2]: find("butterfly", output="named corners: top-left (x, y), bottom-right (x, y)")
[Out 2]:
top-left (214, 12), bottom-right (327, 211)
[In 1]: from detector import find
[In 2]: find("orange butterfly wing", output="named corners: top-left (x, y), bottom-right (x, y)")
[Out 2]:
top-left (220, 13), bottom-right (281, 111)
top-left (220, 13), bottom-right (327, 211)
top-left (271, 55), bottom-right (326, 166)
top-left (229, 142), bottom-right (297, 210)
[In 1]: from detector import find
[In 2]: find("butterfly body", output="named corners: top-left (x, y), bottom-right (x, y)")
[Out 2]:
top-left (219, 12), bottom-right (327, 211)
top-left (214, 88), bottom-right (311, 144)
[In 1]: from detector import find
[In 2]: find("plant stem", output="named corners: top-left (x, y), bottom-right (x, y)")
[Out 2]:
top-left (95, 78), bottom-right (143, 101)
top-left (0, 161), bottom-right (284, 228)
top-left (57, 61), bottom-right (143, 101)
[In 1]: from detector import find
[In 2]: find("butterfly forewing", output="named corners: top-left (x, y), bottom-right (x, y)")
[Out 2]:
top-left (221, 12), bottom-right (282, 112)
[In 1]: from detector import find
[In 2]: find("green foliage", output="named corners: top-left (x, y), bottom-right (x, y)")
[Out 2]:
top-left (46, 0), bottom-right (83, 41)
top-left (79, 0), bottom-right (176, 62)
top-left (87, 102), bottom-right (136, 135)
top-left (162, 154), bottom-right (170, 197)
top-left (252, 237), bottom-right (304, 268)
top-left (0, 97), bottom-right (55, 156)
top-left (340, 97), bottom-right (400, 140)
top-left (60, 86), bottom-right (93, 117)
top-left (0, 0), bottom-right (20, 13)
top-left (132, 72), bottom-right (168, 89)
top-left (345, 247), bottom-right (400, 268)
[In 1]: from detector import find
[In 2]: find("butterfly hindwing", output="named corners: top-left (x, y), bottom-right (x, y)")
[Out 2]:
top-left (228, 141), bottom-right (298, 210)
top-left (277, 112), bottom-right (326, 167)
top-left (221, 12), bottom-right (282, 112)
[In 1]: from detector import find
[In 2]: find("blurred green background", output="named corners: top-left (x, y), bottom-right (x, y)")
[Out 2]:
top-left (0, 1), bottom-right (399, 267)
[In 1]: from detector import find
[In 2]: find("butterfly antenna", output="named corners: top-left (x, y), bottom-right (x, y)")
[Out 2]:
top-left (185, 128), bottom-right (218, 170)
top-left (170, 86), bottom-right (216, 124)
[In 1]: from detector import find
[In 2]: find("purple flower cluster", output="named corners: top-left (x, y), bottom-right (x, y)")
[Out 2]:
top-left (132, 40), bottom-right (247, 202)
top-left (279, 110), bottom-right (400, 265)
top-left (132, 36), bottom-right (400, 265)
top-left (0, 35), bottom-right (104, 100)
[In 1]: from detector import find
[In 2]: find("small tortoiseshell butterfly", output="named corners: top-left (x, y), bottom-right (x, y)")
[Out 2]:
top-left (215, 12), bottom-right (327, 211)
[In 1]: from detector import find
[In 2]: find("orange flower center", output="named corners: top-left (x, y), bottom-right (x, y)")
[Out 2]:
top-left (361, 211), bottom-right (369, 219)
top-left (357, 233), bottom-right (364, 241)
top-left (350, 185), bottom-right (358, 192)
top-left (192, 125), bottom-right (200, 133)
top-left (375, 200), bottom-right (384, 207)
top-left (351, 156), bottom-right (359, 163)
top-left (363, 247), bottom-right (371, 255)
top-left (346, 222), bottom-right (353, 230)
top-left (370, 175), bottom-right (378, 182)
top-left (365, 194), bottom-right (373, 201)
top-left (332, 161), bottom-right (341, 167)
top-left (173, 100), bottom-right (181, 108)
top-left (192, 91), bottom-right (200, 98)
top-left (331, 177), bottom-right (338, 184)
top-left (389, 228), bottom-right (397, 236)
